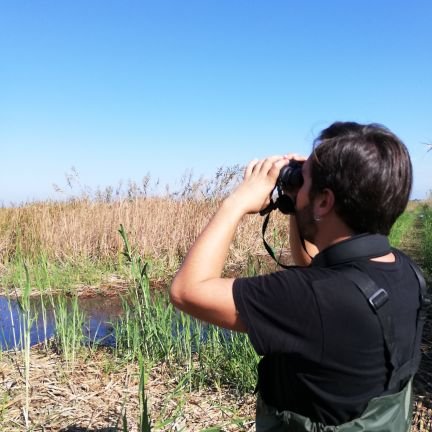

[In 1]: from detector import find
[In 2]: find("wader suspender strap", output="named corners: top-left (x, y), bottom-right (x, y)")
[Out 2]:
top-left (341, 263), bottom-right (427, 392)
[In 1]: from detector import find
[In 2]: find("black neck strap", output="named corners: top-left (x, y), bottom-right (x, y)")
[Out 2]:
top-left (311, 233), bottom-right (391, 267)
top-left (261, 213), bottom-right (291, 269)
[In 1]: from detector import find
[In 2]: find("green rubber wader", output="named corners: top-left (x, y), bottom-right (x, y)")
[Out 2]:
top-left (255, 380), bottom-right (413, 432)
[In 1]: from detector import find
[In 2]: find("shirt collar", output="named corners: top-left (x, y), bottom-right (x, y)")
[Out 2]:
top-left (311, 233), bottom-right (391, 268)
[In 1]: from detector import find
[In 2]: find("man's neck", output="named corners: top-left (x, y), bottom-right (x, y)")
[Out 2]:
top-left (314, 220), bottom-right (395, 263)
top-left (314, 217), bottom-right (355, 252)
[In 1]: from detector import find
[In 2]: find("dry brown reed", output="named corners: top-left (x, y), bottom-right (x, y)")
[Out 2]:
top-left (0, 176), bottom-right (290, 278)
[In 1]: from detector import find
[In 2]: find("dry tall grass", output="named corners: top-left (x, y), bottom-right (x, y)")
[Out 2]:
top-left (0, 169), bottom-right (290, 277)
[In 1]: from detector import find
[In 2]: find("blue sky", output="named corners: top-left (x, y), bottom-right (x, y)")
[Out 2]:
top-left (1, 0), bottom-right (431, 204)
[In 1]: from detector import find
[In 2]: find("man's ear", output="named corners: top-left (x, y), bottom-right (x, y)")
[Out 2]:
top-left (314, 188), bottom-right (335, 218)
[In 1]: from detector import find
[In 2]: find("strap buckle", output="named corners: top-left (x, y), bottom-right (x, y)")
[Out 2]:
top-left (368, 288), bottom-right (389, 309)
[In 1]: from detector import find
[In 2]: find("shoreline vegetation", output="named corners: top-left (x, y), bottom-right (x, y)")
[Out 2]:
top-left (0, 182), bottom-right (431, 430)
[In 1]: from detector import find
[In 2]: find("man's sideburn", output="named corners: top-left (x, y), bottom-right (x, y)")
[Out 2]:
top-left (295, 201), bottom-right (318, 244)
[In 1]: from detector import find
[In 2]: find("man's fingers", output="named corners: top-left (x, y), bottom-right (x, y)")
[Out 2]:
top-left (254, 156), bottom-right (285, 175)
top-left (284, 153), bottom-right (307, 162)
top-left (245, 154), bottom-right (304, 180)
top-left (244, 158), bottom-right (259, 178)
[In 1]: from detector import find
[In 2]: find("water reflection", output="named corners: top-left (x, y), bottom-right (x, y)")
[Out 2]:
top-left (0, 294), bottom-right (124, 351)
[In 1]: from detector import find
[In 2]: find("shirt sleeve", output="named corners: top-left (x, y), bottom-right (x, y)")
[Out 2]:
top-left (232, 268), bottom-right (323, 361)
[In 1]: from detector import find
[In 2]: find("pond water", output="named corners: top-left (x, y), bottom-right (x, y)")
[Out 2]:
top-left (0, 294), bottom-right (124, 351)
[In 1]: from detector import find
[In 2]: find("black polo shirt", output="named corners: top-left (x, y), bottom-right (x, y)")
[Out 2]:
top-left (232, 238), bottom-right (421, 425)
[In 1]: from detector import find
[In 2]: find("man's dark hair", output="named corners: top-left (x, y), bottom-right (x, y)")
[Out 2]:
top-left (310, 121), bottom-right (412, 235)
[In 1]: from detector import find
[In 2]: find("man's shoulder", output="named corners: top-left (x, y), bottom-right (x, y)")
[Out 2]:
top-left (282, 264), bottom-right (347, 283)
top-left (391, 248), bottom-right (417, 266)
top-left (233, 265), bottom-right (336, 298)
top-left (266, 265), bottom-right (340, 284)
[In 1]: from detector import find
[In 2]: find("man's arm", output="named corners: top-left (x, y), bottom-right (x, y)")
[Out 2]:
top-left (170, 156), bottom-right (290, 331)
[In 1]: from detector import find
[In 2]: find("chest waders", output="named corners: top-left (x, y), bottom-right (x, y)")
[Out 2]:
top-left (256, 260), bottom-right (427, 432)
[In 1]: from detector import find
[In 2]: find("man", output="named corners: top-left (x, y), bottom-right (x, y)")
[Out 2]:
top-left (170, 122), bottom-right (426, 431)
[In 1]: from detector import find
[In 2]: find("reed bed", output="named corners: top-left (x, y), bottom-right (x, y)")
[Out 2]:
top-left (0, 173), bottom-right (290, 288)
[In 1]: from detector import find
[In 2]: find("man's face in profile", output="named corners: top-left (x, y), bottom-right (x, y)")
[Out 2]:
top-left (295, 157), bottom-right (318, 244)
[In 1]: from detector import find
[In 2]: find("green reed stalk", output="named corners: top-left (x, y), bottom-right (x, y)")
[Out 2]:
top-left (7, 296), bottom-right (18, 351)
top-left (138, 354), bottom-right (152, 432)
top-left (53, 295), bottom-right (84, 368)
top-left (39, 291), bottom-right (49, 350)
top-left (19, 264), bottom-right (33, 429)
top-left (121, 355), bottom-right (152, 432)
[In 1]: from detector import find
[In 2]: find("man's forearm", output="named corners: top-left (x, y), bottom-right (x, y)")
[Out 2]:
top-left (171, 196), bottom-right (243, 295)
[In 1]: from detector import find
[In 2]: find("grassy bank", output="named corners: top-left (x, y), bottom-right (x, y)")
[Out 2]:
top-left (388, 208), bottom-right (418, 248)
top-left (419, 204), bottom-right (432, 276)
